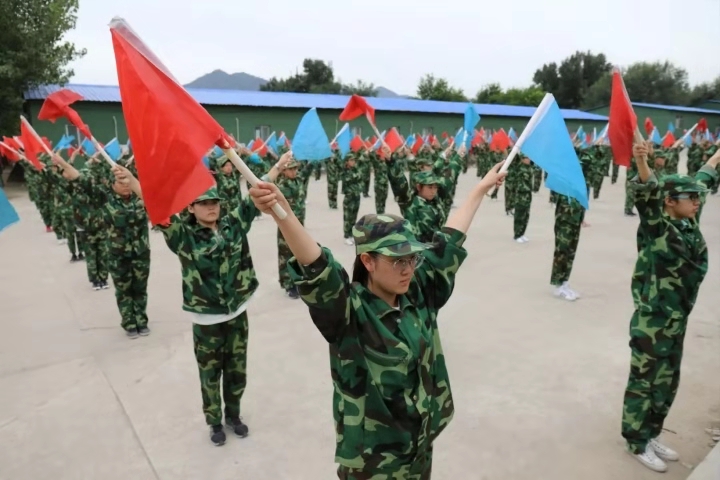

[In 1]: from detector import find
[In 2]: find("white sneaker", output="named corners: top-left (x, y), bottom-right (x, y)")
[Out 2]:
top-left (344, 238), bottom-right (354, 246)
top-left (515, 237), bottom-right (526, 244)
top-left (562, 282), bottom-right (580, 299)
top-left (553, 284), bottom-right (577, 301)
top-left (521, 235), bottom-right (529, 242)
top-left (649, 438), bottom-right (679, 462)
top-left (631, 444), bottom-right (668, 472)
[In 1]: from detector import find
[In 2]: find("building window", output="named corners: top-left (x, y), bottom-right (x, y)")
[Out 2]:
top-left (422, 127), bottom-right (434, 136)
top-left (255, 125), bottom-right (271, 140)
top-left (675, 115), bottom-right (682, 129)
top-left (351, 126), bottom-right (362, 137)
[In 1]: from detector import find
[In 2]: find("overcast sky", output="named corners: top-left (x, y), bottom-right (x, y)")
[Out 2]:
top-left (66, 0), bottom-right (720, 96)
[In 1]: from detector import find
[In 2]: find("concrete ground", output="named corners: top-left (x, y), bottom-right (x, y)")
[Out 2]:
top-left (0, 165), bottom-right (718, 480)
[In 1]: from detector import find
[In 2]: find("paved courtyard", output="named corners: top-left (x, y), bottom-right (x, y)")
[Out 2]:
top-left (0, 165), bottom-right (718, 480)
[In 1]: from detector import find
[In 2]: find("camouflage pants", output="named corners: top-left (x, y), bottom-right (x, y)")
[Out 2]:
top-left (343, 194), bottom-right (361, 238)
top-left (109, 251), bottom-right (150, 331)
top-left (611, 163), bottom-right (619, 184)
top-left (533, 168), bottom-right (543, 193)
top-left (52, 209), bottom-right (70, 240)
top-left (550, 215), bottom-right (582, 285)
top-left (84, 230), bottom-right (109, 284)
top-left (624, 177), bottom-right (634, 213)
top-left (193, 312), bottom-right (249, 426)
top-left (337, 450), bottom-right (432, 480)
top-left (476, 159), bottom-right (490, 179)
top-left (374, 179), bottom-right (388, 215)
top-left (591, 173), bottom-right (604, 200)
top-left (328, 170), bottom-right (339, 209)
top-left (712, 164), bottom-right (720, 194)
top-left (362, 171), bottom-right (371, 197)
top-left (504, 184), bottom-right (515, 214)
top-left (621, 309), bottom-right (685, 454)
top-left (513, 190), bottom-right (532, 239)
top-left (37, 199), bottom-right (53, 228)
top-left (277, 228), bottom-right (293, 290)
top-left (314, 162), bottom-right (322, 181)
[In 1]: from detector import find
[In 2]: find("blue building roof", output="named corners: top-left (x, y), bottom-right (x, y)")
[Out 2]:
top-left (24, 83), bottom-right (608, 122)
top-left (632, 102), bottom-right (720, 115)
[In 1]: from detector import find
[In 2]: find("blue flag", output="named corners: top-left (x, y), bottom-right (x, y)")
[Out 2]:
top-left (337, 124), bottom-right (351, 158)
top-left (212, 145), bottom-right (224, 158)
top-left (453, 128), bottom-right (465, 149)
top-left (651, 127), bottom-right (663, 145)
top-left (265, 132), bottom-right (278, 153)
top-left (104, 138), bottom-right (122, 161)
top-left (684, 134), bottom-right (693, 146)
top-left (292, 109), bottom-right (331, 161)
top-left (81, 138), bottom-right (96, 155)
top-left (277, 133), bottom-right (286, 146)
top-left (519, 97), bottom-right (588, 209)
top-left (0, 188), bottom-right (19, 234)
top-left (248, 153), bottom-right (263, 164)
top-left (201, 156), bottom-right (210, 168)
top-left (667, 122), bottom-right (675, 134)
top-left (55, 134), bottom-right (75, 151)
top-left (508, 127), bottom-right (518, 142)
top-left (405, 135), bottom-right (416, 148)
top-left (464, 103), bottom-right (480, 135)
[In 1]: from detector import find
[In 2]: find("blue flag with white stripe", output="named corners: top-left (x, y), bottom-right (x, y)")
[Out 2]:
top-left (0, 188), bottom-right (19, 234)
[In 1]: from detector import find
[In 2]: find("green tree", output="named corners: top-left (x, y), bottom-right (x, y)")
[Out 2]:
top-left (583, 61), bottom-right (691, 108)
top-left (533, 51), bottom-right (611, 108)
top-left (261, 59), bottom-right (378, 96)
top-left (474, 83), bottom-right (544, 106)
top-left (689, 75), bottom-right (720, 105)
top-left (416, 74), bottom-right (467, 102)
top-left (0, 0), bottom-right (85, 134)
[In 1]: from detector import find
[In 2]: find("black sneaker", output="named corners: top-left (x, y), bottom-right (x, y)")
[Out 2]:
top-left (225, 417), bottom-right (249, 438)
top-left (624, 210), bottom-right (636, 217)
top-left (78, 253), bottom-right (85, 261)
top-left (286, 287), bottom-right (300, 299)
top-left (92, 282), bottom-right (101, 291)
top-left (101, 281), bottom-right (110, 290)
top-left (70, 254), bottom-right (79, 263)
top-left (210, 425), bottom-right (226, 446)
top-left (126, 328), bottom-right (139, 339)
top-left (138, 326), bottom-right (150, 337)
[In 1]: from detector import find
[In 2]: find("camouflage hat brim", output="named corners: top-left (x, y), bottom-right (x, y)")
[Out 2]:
top-left (353, 213), bottom-right (431, 257)
top-left (371, 239), bottom-right (431, 257)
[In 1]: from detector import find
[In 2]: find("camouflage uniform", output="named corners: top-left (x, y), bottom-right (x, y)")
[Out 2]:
top-left (611, 162), bottom-right (620, 184)
top-left (341, 160), bottom-right (363, 239)
top-left (474, 145), bottom-right (491, 179)
top-left (589, 145), bottom-right (606, 200)
top-left (159, 187), bottom-right (259, 427)
top-left (437, 152), bottom-right (463, 218)
top-left (72, 163), bottom-right (111, 285)
top-left (104, 187), bottom-right (151, 331)
top-left (271, 161), bottom-right (312, 290)
top-left (686, 144), bottom-right (703, 177)
top-left (664, 147), bottom-right (680, 176)
top-left (327, 151), bottom-right (341, 209)
top-left (358, 153), bottom-right (372, 197)
top-left (214, 163), bottom-right (242, 218)
top-left (509, 157), bottom-right (534, 239)
top-left (621, 166), bottom-right (718, 454)
top-left (371, 151), bottom-right (389, 214)
top-left (532, 163), bottom-right (543, 193)
top-left (404, 171), bottom-right (446, 244)
top-left (287, 214), bottom-right (468, 478)
top-left (624, 158), bottom-right (638, 215)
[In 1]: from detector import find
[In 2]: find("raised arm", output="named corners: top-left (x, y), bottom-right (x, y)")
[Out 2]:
top-left (445, 161), bottom-right (506, 234)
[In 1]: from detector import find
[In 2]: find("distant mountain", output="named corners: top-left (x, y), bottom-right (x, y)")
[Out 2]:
top-left (185, 70), bottom-right (267, 90)
top-left (185, 70), bottom-right (408, 98)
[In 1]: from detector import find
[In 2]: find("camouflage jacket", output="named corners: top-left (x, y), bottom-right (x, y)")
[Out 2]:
top-left (404, 196), bottom-right (446, 244)
top-left (159, 196), bottom-right (259, 315)
top-left (287, 228), bottom-right (468, 470)
top-left (341, 163), bottom-right (363, 196)
top-left (71, 163), bottom-right (111, 232)
top-left (273, 162), bottom-right (313, 223)
top-left (507, 156), bottom-right (534, 192)
top-left (105, 190), bottom-right (149, 258)
top-left (370, 152), bottom-right (388, 185)
top-left (630, 165), bottom-right (718, 318)
top-left (214, 170), bottom-right (242, 213)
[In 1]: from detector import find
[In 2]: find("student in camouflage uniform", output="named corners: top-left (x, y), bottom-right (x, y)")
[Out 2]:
top-left (620, 143), bottom-right (719, 473)
top-left (685, 141), bottom-right (704, 177)
top-left (550, 153), bottom-right (592, 301)
top-left (611, 162), bottom-right (620, 184)
top-left (403, 171), bottom-right (446, 244)
top-left (624, 157), bottom-right (638, 216)
top-left (588, 144), bottom-right (607, 200)
top-left (357, 151), bottom-right (371, 198)
top-left (266, 154), bottom-right (307, 298)
top-left (663, 145), bottom-right (681, 176)
top-left (341, 155), bottom-right (363, 245)
top-left (213, 157), bottom-right (243, 218)
top-left (474, 144), bottom-right (492, 180)
top-left (54, 152), bottom-right (85, 261)
top-left (246, 158), bottom-right (506, 479)
top-left (326, 149), bottom-right (341, 209)
top-left (509, 155), bottom-right (534, 242)
top-left (371, 150), bottom-right (389, 214)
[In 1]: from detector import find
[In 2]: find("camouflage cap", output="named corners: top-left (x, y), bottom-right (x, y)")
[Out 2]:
top-left (285, 159), bottom-right (300, 169)
top-left (660, 174), bottom-right (708, 196)
top-left (416, 157), bottom-right (433, 166)
top-left (412, 170), bottom-right (440, 185)
top-left (353, 213), bottom-right (430, 257)
top-left (193, 186), bottom-right (220, 203)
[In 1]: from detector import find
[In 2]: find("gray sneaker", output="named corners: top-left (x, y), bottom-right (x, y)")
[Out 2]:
top-left (138, 327), bottom-right (150, 337)
top-left (126, 328), bottom-right (139, 339)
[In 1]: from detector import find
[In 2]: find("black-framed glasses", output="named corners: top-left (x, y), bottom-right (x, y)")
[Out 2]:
top-left (377, 254), bottom-right (424, 271)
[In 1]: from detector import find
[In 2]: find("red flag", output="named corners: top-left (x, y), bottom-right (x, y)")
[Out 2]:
top-left (661, 132), bottom-right (676, 148)
top-left (608, 69), bottom-right (638, 168)
top-left (644, 117), bottom-right (654, 136)
top-left (339, 95), bottom-right (376, 124)
top-left (471, 133), bottom-right (483, 147)
top-left (19, 118), bottom-right (46, 170)
top-left (441, 131), bottom-right (449, 139)
top-left (698, 118), bottom-right (708, 133)
top-left (384, 128), bottom-right (403, 152)
top-left (412, 134), bottom-right (424, 155)
top-left (110, 18), bottom-right (220, 225)
top-left (350, 135), bottom-right (364, 152)
top-left (490, 129), bottom-right (511, 152)
top-left (3, 136), bottom-right (21, 151)
top-left (37, 89), bottom-right (93, 139)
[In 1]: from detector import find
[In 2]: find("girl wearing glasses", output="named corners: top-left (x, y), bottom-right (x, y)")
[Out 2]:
top-left (621, 143), bottom-right (720, 473)
top-left (248, 156), bottom-right (506, 480)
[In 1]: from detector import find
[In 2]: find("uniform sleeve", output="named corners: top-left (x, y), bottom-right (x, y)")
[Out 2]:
top-left (287, 247), bottom-right (351, 344)
top-left (630, 171), bottom-right (663, 236)
top-left (228, 195), bottom-right (259, 235)
top-left (156, 215), bottom-right (185, 254)
top-left (415, 227), bottom-right (468, 311)
top-left (386, 155), bottom-right (411, 213)
top-left (695, 164), bottom-right (719, 223)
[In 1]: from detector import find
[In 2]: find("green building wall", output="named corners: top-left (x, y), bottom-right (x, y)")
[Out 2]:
top-left (24, 100), bottom-right (604, 145)
top-left (586, 105), bottom-right (720, 133)
top-left (695, 100), bottom-right (720, 112)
